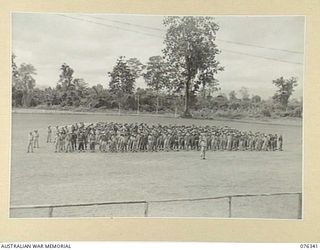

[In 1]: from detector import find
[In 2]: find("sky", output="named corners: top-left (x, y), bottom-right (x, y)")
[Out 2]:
top-left (12, 13), bottom-right (304, 99)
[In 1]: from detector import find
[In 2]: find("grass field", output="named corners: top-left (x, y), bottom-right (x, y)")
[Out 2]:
top-left (10, 113), bottom-right (303, 218)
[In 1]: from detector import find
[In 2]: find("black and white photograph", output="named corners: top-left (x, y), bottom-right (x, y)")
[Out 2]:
top-left (10, 13), bottom-right (304, 219)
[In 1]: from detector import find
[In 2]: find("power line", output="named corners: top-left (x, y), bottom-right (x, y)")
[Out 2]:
top-left (222, 49), bottom-right (303, 65)
top-left (79, 14), bottom-right (164, 32)
top-left (217, 39), bottom-right (303, 54)
top-left (79, 14), bottom-right (304, 55)
top-left (57, 14), bottom-right (163, 38)
top-left (57, 14), bottom-right (303, 65)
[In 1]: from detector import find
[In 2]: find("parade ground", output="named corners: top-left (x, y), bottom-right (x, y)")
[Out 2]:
top-left (10, 112), bottom-right (303, 218)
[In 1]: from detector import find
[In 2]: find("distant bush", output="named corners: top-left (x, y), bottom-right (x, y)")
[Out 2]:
top-left (261, 108), bottom-right (271, 117)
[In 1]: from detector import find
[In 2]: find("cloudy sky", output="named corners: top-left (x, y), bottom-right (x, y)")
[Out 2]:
top-left (12, 13), bottom-right (304, 99)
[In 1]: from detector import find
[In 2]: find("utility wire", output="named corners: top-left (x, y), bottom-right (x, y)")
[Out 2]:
top-left (57, 14), bottom-right (303, 65)
top-left (79, 13), bottom-right (304, 55)
top-left (217, 39), bottom-right (303, 54)
top-left (57, 14), bottom-right (163, 38)
top-left (79, 13), bottom-right (164, 32)
top-left (222, 49), bottom-right (303, 65)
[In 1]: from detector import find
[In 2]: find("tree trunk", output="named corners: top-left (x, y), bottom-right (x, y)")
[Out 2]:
top-left (136, 95), bottom-right (140, 115)
top-left (156, 95), bottom-right (159, 114)
top-left (22, 91), bottom-right (30, 107)
top-left (183, 78), bottom-right (192, 118)
top-left (202, 84), bottom-right (206, 98)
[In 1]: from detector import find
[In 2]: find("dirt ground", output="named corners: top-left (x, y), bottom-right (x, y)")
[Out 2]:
top-left (10, 113), bottom-right (302, 218)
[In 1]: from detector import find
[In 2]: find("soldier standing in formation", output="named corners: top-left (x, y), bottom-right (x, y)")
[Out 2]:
top-left (47, 122), bottom-right (284, 156)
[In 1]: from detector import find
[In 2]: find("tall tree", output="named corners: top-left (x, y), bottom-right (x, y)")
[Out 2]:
top-left (143, 56), bottom-right (171, 113)
top-left (108, 56), bottom-right (137, 111)
top-left (57, 64), bottom-right (86, 106)
top-left (12, 54), bottom-right (21, 107)
top-left (127, 57), bottom-right (145, 79)
top-left (14, 63), bottom-right (37, 107)
top-left (109, 56), bottom-right (136, 95)
top-left (73, 78), bottom-right (88, 100)
top-left (58, 63), bottom-right (74, 91)
top-left (163, 16), bottom-right (224, 117)
top-left (272, 76), bottom-right (298, 109)
top-left (12, 54), bottom-right (19, 83)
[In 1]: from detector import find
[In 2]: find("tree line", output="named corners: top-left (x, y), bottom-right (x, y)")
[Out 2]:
top-left (11, 16), bottom-right (302, 119)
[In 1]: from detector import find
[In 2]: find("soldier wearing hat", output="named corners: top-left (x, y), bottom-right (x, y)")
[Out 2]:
top-left (27, 131), bottom-right (34, 153)
top-left (200, 133), bottom-right (207, 160)
top-left (47, 126), bottom-right (52, 143)
top-left (33, 130), bottom-right (40, 148)
top-left (77, 131), bottom-right (85, 152)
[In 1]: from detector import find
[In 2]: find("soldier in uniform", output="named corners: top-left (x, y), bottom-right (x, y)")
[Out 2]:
top-left (89, 131), bottom-right (96, 152)
top-left (200, 133), bottom-right (207, 160)
top-left (226, 132), bottom-right (233, 151)
top-left (147, 133), bottom-right (154, 152)
top-left (71, 131), bottom-right (77, 152)
top-left (65, 132), bottom-right (72, 153)
top-left (33, 130), bottom-right (39, 148)
top-left (184, 132), bottom-right (190, 151)
top-left (100, 132), bottom-right (107, 152)
top-left (164, 133), bottom-right (170, 152)
top-left (27, 131), bottom-right (34, 153)
top-left (54, 132), bottom-right (61, 153)
top-left (47, 126), bottom-right (52, 143)
top-left (78, 131), bottom-right (85, 152)
top-left (278, 134), bottom-right (283, 151)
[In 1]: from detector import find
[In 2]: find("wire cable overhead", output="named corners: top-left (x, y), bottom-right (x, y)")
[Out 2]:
top-left (57, 14), bottom-right (303, 65)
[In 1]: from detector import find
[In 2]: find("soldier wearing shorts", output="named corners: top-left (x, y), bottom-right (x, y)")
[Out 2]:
top-left (78, 131), bottom-right (85, 152)
top-left (200, 133), bottom-right (207, 160)
top-left (89, 132), bottom-right (96, 152)
top-left (33, 130), bottom-right (39, 148)
top-left (278, 135), bottom-right (283, 151)
top-left (71, 131), bottom-right (77, 151)
top-left (27, 131), bottom-right (34, 153)
top-left (65, 132), bottom-right (72, 152)
top-left (54, 132), bottom-right (61, 153)
top-left (47, 126), bottom-right (52, 143)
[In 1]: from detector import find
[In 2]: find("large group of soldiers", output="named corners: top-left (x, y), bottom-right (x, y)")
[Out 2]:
top-left (45, 122), bottom-right (283, 157)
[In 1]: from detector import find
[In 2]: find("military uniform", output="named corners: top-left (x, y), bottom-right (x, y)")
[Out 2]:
top-left (200, 134), bottom-right (207, 160)
top-left (27, 132), bottom-right (34, 153)
top-left (47, 126), bottom-right (52, 143)
top-left (33, 130), bottom-right (39, 148)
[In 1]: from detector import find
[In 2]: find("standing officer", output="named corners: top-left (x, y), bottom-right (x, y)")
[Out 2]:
top-left (33, 130), bottom-right (40, 148)
top-left (47, 126), bottom-right (52, 143)
top-left (278, 134), bottom-right (283, 151)
top-left (200, 133), bottom-right (207, 160)
top-left (27, 131), bottom-right (34, 153)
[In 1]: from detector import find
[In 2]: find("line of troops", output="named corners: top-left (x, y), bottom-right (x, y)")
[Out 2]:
top-left (46, 122), bottom-right (283, 156)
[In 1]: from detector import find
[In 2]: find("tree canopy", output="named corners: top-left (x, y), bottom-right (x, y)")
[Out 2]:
top-left (163, 16), bottom-right (224, 117)
top-left (12, 55), bottom-right (37, 107)
top-left (272, 76), bottom-right (298, 109)
top-left (108, 56), bottom-right (137, 96)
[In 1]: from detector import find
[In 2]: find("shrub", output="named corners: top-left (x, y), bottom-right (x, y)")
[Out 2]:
top-left (261, 108), bottom-right (271, 117)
